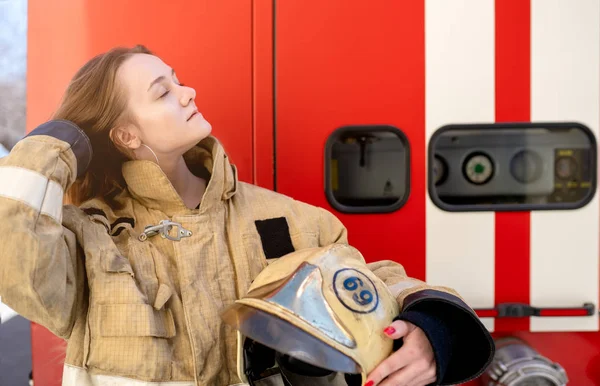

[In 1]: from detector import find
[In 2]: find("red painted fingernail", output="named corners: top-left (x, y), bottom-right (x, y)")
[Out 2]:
top-left (383, 326), bottom-right (395, 335)
top-left (365, 381), bottom-right (374, 386)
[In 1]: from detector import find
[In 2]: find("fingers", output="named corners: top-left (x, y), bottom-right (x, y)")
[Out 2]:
top-left (382, 320), bottom-right (413, 340)
top-left (409, 369), bottom-right (437, 386)
top-left (366, 321), bottom-right (436, 386)
top-left (377, 358), bottom-right (436, 386)
top-left (407, 358), bottom-right (437, 386)
top-left (366, 347), bottom-right (412, 386)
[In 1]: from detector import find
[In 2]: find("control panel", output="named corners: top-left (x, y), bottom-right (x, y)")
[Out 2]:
top-left (428, 123), bottom-right (596, 211)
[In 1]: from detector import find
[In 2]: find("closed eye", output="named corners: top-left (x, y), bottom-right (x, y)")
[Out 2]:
top-left (158, 82), bottom-right (185, 99)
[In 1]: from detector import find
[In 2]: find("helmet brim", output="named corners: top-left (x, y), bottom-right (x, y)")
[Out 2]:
top-left (221, 299), bottom-right (361, 375)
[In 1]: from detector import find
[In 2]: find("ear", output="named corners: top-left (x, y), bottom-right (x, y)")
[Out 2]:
top-left (110, 126), bottom-right (141, 150)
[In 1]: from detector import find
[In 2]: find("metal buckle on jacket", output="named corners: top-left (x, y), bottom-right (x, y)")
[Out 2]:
top-left (138, 220), bottom-right (193, 242)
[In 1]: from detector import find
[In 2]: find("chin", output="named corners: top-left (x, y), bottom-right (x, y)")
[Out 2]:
top-left (189, 119), bottom-right (212, 140)
top-left (200, 119), bottom-right (212, 136)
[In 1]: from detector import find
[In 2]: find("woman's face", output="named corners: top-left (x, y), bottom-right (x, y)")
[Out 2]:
top-left (116, 53), bottom-right (212, 158)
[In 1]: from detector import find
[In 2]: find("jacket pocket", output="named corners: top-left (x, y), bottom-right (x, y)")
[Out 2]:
top-left (94, 249), bottom-right (151, 305)
top-left (87, 303), bottom-right (176, 380)
top-left (98, 304), bottom-right (176, 338)
top-left (97, 240), bottom-right (162, 306)
top-left (103, 250), bottom-right (135, 276)
top-left (125, 239), bottom-right (161, 306)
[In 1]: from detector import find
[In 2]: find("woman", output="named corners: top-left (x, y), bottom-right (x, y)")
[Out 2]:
top-left (0, 45), bottom-right (493, 386)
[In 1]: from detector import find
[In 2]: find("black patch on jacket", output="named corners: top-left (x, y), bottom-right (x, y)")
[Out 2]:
top-left (254, 217), bottom-right (295, 259)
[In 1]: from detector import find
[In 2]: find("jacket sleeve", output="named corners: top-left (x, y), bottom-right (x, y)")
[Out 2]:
top-left (0, 120), bottom-right (92, 339)
top-left (316, 207), bottom-right (495, 385)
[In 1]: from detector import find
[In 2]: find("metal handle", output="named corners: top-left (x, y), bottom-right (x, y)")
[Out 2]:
top-left (475, 302), bottom-right (595, 318)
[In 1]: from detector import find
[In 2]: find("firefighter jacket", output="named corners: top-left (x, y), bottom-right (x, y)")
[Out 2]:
top-left (0, 120), bottom-right (494, 385)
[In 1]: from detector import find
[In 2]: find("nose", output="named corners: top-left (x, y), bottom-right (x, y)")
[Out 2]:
top-left (179, 85), bottom-right (196, 106)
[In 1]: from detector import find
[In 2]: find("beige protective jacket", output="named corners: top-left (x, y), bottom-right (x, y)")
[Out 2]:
top-left (0, 120), bottom-right (493, 385)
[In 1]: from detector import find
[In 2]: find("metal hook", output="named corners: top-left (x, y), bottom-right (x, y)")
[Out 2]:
top-left (138, 220), bottom-right (192, 242)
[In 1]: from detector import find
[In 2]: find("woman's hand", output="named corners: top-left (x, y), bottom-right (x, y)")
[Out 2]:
top-left (365, 320), bottom-right (437, 386)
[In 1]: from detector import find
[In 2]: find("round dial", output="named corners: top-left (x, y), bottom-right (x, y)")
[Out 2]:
top-left (463, 152), bottom-right (494, 185)
top-left (555, 156), bottom-right (578, 180)
top-left (510, 150), bottom-right (543, 183)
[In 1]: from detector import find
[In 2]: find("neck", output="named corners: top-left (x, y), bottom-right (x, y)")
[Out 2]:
top-left (160, 156), bottom-right (206, 209)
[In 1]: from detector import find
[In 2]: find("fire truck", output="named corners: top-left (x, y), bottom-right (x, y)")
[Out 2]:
top-left (17, 0), bottom-right (600, 384)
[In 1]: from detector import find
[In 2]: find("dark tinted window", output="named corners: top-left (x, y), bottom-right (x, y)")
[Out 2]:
top-left (325, 125), bottom-right (410, 213)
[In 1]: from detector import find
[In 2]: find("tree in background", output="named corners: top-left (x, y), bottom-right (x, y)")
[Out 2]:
top-left (0, 0), bottom-right (27, 151)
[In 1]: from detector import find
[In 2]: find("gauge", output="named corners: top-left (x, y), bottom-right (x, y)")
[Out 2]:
top-left (510, 150), bottom-right (543, 183)
top-left (555, 156), bottom-right (578, 179)
top-left (432, 155), bottom-right (448, 186)
top-left (463, 152), bottom-right (494, 185)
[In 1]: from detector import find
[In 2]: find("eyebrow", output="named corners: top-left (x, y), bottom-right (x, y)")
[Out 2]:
top-left (148, 68), bottom-right (175, 91)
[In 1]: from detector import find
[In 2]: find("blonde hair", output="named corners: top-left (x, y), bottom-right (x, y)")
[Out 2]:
top-left (53, 45), bottom-right (153, 207)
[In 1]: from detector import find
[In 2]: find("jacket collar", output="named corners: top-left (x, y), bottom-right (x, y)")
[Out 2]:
top-left (121, 136), bottom-right (238, 216)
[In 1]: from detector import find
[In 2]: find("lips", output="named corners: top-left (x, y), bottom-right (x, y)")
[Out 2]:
top-left (187, 110), bottom-right (198, 121)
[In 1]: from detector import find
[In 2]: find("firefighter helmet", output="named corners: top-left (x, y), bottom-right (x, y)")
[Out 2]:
top-left (221, 243), bottom-right (400, 385)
